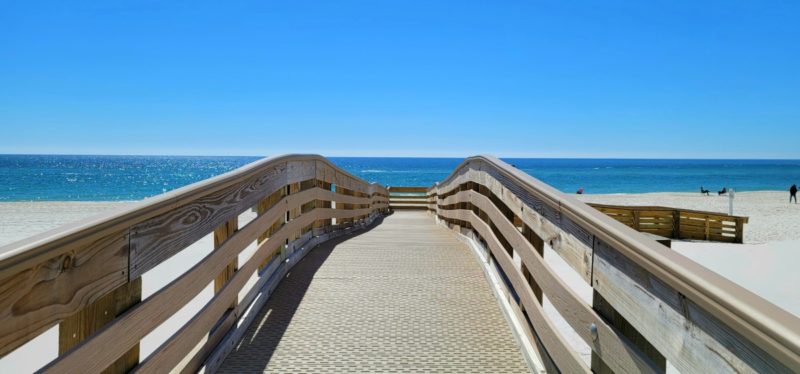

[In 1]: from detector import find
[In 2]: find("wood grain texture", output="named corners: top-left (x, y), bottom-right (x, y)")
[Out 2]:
top-left (59, 278), bottom-right (142, 374)
top-left (214, 217), bottom-right (238, 309)
top-left (0, 231), bottom-right (129, 356)
top-left (0, 155), bottom-right (331, 281)
top-left (129, 161), bottom-right (301, 279)
top-left (593, 240), bottom-right (796, 373)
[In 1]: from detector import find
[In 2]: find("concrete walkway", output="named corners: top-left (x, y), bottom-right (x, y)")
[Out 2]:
top-left (218, 211), bottom-right (530, 373)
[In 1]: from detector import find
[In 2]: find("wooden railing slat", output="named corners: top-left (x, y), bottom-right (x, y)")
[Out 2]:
top-left (0, 230), bottom-right (130, 356)
top-left (137, 206), bottom-right (375, 372)
top-left (128, 160), bottom-right (315, 279)
top-left (40, 187), bottom-right (325, 373)
top-left (446, 190), bottom-right (662, 373)
top-left (438, 208), bottom-right (589, 373)
top-left (592, 240), bottom-right (793, 373)
top-left (134, 210), bottom-right (319, 372)
top-left (437, 174), bottom-right (593, 283)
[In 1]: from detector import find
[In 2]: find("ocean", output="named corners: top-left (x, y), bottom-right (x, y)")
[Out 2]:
top-left (1, 155), bottom-right (799, 201)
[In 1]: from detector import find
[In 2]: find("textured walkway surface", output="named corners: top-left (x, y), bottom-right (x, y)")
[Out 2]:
top-left (218, 211), bottom-right (530, 373)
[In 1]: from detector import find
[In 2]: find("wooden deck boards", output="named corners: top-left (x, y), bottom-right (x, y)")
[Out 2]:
top-left (217, 211), bottom-right (530, 373)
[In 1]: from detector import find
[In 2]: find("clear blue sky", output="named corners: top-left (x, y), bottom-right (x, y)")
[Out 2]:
top-left (1, 1), bottom-right (798, 158)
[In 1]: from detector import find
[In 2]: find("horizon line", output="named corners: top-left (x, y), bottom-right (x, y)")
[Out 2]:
top-left (1, 152), bottom-right (800, 161)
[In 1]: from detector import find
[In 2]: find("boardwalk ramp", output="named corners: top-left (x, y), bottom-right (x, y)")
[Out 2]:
top-left (217, 211), bottom-right (530, 373)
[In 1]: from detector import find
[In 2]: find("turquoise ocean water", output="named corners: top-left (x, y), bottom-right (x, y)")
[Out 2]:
top-left (1, 155), bottom-right (799, 201)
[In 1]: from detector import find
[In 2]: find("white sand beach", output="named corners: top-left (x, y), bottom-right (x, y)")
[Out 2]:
top-left (0, 201), bottom-right (130, 247)
top-left (0, 192), bottom-right (798, 372)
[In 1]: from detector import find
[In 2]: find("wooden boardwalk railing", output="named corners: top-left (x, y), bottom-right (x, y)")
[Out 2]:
top-left (430, 156), bottom-right (799, 373)
top-left (387, 186), bottom-right (434, 210)
top-left (0, 155), bottom-right (388, 373)
top-left (1, 154), bottom-right (797, 374)
top-left (588, 203), bottom-right (749, 243)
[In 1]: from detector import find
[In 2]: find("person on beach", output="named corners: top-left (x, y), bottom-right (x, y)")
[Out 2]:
top-left (576, 187), bottom-right (584, 195)
top-left (700, 186), bottom-right (710, 196)
top-left (718, 187), bottom-right (727, 196)
top-left (791, 184), bottom-right (798, 203)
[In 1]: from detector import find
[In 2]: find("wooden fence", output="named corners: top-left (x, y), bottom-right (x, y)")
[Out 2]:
top-left (0, 155), bottom-right (388, 373)
top-left (431, 156), bottom-right (799, 373)
top-left (588, 204), bottom-right (749, 243)
top-left (387, 186), bottom-right (434, 210)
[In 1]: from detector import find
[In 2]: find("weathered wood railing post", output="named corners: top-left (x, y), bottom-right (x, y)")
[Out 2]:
top-left (286, 182), bottom-right (300, 258)
top-left (335, 185), bottom-right (351, 227)
top-left (314, 180), bottom-right (333, 232)
top-left (672, 210), bottom-right (681, 238)
top-left (257, 187), bottom-right (285, 270)
top-left (735, 217), bottom-right (745, 243)
top-left (59, 278), bottom-right (142, 373)
top-left (214, 218), bottom-right (239, 309)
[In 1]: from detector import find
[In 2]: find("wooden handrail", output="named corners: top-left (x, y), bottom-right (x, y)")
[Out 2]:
top-left (431, 155), bottom-right (799, 373)
top-left (388, 186), bottom-right (435, 210)
top-left (0, 154), bottom-right (388, 372)
top-left (387, 186), bottom-right (429, 193)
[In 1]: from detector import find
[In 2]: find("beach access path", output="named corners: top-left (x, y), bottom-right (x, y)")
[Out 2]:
top-left (1, 193), bottom-right (798, 372)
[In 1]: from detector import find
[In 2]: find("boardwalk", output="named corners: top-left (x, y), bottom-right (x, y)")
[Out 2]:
top-left (8, 155), bottom-right (795, 373)
top-left (218, 211), bottom-right (530, 373)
